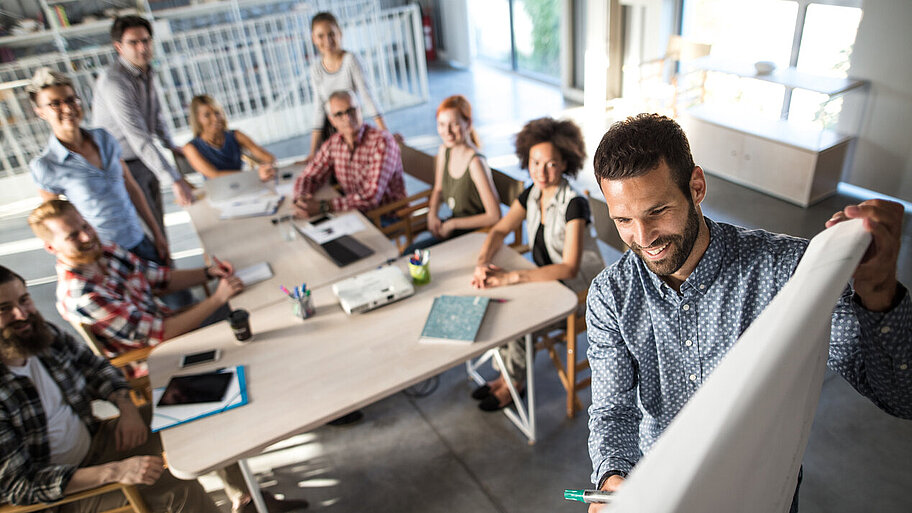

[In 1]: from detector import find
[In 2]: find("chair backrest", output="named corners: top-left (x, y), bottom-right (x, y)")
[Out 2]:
top-left (586, 192), bottom-right (627, 252)
top-left (0, 482), bottom-right (150, 513)
top-left (490, 168), bottom-right (524, 208)
top-left (398, 142), bottom-right (435, 185)
top-left (666, 35), bottom-right (712, 63)
top-left (173, 150), bottom-right (196, 177)
top-left (67, 320), bottom-right (153, 404)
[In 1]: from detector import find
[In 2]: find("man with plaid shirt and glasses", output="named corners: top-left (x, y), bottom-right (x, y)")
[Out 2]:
top-left (292, 90), bottom-right (406, 219)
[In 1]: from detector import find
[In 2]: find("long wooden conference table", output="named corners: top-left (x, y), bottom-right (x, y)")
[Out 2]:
top-left (154, 184), bottom-right (578, 511)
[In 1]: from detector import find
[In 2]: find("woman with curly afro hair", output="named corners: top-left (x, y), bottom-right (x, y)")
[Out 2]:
top-left (469, 117), bottom-right (604, 411)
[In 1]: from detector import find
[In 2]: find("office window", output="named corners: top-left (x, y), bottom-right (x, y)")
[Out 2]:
top-left (469, 0), bottom-right (561, 81)
top-left (789, 3), bottom-right (863, 129)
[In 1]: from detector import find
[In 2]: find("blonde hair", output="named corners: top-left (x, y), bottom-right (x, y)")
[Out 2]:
top-left (26, 67), bottom-right (74, 104)
top-left (188, 94), bottom-right (227, 138)
top-left (28, 199), bottom-right (78, 241)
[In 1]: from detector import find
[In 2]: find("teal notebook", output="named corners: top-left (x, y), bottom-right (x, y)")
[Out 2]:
top-left (419, 295), bottom-right (491, 344)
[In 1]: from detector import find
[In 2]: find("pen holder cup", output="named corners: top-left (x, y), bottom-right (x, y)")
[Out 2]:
top-left (408, 261), bottom-right (431, 285)
top-left (291, 295), bottom-right (315, 319)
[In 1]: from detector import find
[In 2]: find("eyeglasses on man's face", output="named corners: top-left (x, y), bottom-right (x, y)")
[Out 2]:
top-left (40, 96), bottom-right (82, 112)
top-left (331, 106), bottom-right (359, 119)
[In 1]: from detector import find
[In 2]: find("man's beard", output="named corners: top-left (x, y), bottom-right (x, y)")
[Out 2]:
top-left (629, 201), bottom-right (701, 276)
top-left (68, 237), bottom-right (103, 266)
top-left (1, 310), bottom-right (53, 360)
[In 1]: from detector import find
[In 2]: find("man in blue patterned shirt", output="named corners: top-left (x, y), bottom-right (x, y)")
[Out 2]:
top-left (586, 114), bottom-right (910, 512)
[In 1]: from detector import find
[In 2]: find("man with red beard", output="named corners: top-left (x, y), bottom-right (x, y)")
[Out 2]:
top-left (27, 199), bottom-right (243, 359)
top-left (585, 114), bottom-right (911, 512)
top-left (0, 265), bottom-right (221, 511)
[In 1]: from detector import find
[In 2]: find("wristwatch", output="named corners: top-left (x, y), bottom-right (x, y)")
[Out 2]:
top-left (319, 199), bottom-right (331, 215)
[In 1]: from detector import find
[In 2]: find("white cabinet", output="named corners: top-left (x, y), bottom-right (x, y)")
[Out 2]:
top-left (682, 115), bottom-right (849, 207)
top-left (678, 56), bottom-right (867, 207)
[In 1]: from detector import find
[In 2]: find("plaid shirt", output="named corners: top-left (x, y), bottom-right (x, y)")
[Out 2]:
top-left (56, 243), bottom-right (171, 357)
top-left (0, 322), bottom-right (128, 505)
top-left (294, 124), bottom-right (406, 212)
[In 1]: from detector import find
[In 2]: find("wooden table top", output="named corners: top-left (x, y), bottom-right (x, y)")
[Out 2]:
top-left (185, 179), bottom-right (398, 312)
top-left (150, 232), bottom-right (577, 478)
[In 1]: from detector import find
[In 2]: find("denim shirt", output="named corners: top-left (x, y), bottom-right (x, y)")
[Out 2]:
top-left (586, 218), bottom-right (912, 485)
top-left (30, 128), bottom-right (145, 249)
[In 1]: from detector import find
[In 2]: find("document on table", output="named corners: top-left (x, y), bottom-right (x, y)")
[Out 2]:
top-left (605, 220), bottom-right (870, 513)
top-left (235, 262), bottom-right (273, 286)
top-left (297, 213), bottom-right (366, 244)
top-left (213, 193), bottom-right (283, 219)
top-left (151, 366), bottom-right (248, 432)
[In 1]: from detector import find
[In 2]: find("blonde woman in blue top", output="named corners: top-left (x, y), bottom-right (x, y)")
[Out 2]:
top-left (182, 95), bottom-right (276, 181)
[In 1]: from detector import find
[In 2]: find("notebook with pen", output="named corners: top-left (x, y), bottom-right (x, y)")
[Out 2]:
top-left (151, 366), bottom-right (248, 432)
top-left (419, 295), bottom-right (491, 344)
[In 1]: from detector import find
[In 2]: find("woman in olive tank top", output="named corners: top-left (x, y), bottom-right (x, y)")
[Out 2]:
top-left (406, 95), bottom-right (501, 253)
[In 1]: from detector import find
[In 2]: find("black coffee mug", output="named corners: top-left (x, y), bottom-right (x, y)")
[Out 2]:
top-left (229, 309), bottom-right (252, 342)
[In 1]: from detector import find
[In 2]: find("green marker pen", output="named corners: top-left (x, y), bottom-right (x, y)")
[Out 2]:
top-left (564, 489), bottom-right (613, 504)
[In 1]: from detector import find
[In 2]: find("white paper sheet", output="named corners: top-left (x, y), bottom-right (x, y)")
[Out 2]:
top-left (296, 213), bottom-right (366, 244)
top-left (605, 219), bottom-right (871, 513)
top-left (213, 193), bottom-right (282, 219)
top-left (234, 262), bottom-right (273, 286)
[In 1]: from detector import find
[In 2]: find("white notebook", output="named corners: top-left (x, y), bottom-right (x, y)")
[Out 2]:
top-left (234, 262), bottom-right (273, 286)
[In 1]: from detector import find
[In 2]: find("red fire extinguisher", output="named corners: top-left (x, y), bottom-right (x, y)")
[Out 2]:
top-left (422, 6), bottom-right (436, 62)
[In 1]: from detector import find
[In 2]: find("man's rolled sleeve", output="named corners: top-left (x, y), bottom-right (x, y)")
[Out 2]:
top-left (95, 76), bottom-right (179, 183)
top-left (71, 292), bottom-right (166, 351)
top-left (330, 134), bottom-right (399, 212)
top-left (293, 144), bottom-right (333, 198)
top-left (586, 274), bottom-right (644, 485)
top-left (829, 284), bottom-right (912, 419)
top-left (0, 417), bottom-right (77, 505)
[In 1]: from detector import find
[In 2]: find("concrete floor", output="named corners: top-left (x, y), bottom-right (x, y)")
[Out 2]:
top-left (1, 62), bottom-right (910, 512)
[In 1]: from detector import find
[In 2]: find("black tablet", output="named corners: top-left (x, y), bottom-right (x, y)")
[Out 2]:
top-left (157, 371), bottom-right (233, 407)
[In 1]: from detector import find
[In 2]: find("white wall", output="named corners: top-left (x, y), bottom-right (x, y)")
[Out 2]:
top-left (435, 0), bottom-right (472, 67)
top-left (844, 0), bottom-right (912, 202)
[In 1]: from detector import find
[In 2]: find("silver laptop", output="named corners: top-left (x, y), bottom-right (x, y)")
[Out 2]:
top-left (331, 266), bottom-right (415, 314)
top-left (204, 172), bottom-right (267, 203)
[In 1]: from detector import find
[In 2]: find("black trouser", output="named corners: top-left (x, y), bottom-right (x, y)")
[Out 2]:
top-left (124, 158), bottom-right (165, 235)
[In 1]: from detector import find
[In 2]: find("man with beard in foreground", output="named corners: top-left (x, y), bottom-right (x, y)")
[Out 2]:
top-left (27, 198), bottom-right (242, 359)
top-left (0, 265), bottom-right (220, 511)
top-left (585, 114), bottom-right (911, 513)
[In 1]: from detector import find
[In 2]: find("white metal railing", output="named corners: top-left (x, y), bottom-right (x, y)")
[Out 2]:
top-left (0, 1), bottom-right (427, 179)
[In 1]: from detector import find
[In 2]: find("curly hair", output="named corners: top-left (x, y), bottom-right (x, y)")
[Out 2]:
top-left (593, 113), bottom-right (694, 197)
top-left (514, 117), bottom-right (586, 178)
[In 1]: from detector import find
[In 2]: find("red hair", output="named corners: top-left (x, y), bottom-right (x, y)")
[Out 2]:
top-left (436, 95), bottom-right (480, 148)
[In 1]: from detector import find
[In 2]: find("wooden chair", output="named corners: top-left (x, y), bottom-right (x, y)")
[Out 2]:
top-left (488, 168), bottom-right (527, 252)
top-left (68, 321), bottom-right (154, 406)
top-left (0, 483), bottom-right (150, 513)
top-left (637, 35), bottom-right (712, 116)
top-left (364, 189), bottom-right (433, 253)
top-left (586, 191), bottom-right (627, 252)
top-left (534, 286), bottom-right (590, 419)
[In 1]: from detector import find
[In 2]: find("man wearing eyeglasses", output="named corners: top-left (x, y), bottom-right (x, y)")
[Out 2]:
top-left (27, 68), bottom-right (170, 266)
top-left (92, 15), bottom-right (195, 236)
top-left (292, 90), bottom-right (406, 218)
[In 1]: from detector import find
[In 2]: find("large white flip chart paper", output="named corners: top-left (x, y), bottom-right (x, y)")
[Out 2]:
top-left (607, 219), bottom-right (871, 513)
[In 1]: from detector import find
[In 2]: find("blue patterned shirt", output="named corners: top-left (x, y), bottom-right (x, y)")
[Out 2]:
top-left (586, 219), bottom-right (912, 485)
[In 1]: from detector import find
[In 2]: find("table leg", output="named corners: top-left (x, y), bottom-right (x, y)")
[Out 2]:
top-left (491, 337), bottom-right (536, 444)
top-left (237, 458), bottom-right (268, 513)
